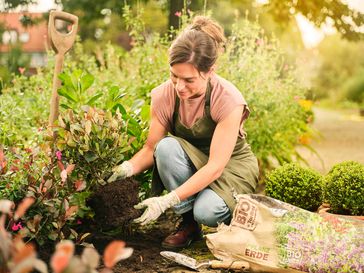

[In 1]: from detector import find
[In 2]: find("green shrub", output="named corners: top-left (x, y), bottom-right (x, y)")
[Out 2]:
top-left (342, 70), bottom-right (364, 105)
top-left (265, 163), bottom-right (323, 211)
top-left (324, 161), bottom-right (364, 216)
top-left (55, 106), bottom-right (138, 186)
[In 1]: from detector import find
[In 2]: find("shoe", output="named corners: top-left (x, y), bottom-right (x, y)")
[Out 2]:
top-left (161, 220), bottom-right (203, 249)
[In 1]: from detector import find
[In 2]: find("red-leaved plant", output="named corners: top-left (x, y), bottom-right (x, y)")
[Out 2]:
top-left (0, 198), bottom-right (133, 273)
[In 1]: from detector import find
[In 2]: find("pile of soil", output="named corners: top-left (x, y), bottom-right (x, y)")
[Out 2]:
top-left (87, 178), bottom-right (142, 231)
top-left (86, 178), bottom-right (215, 272)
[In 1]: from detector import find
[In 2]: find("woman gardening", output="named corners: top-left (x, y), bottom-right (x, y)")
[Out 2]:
top-left (107, 16), bottom-right (259, 249)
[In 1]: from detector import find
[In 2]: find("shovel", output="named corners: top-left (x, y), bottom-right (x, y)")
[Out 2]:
top-left (48, 10), bottom-right (78, 126)
top-left (160, 251), bottom-right (249, 271)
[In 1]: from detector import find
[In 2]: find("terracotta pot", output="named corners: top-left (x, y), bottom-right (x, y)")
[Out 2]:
top-left (360, 108), bottom-right (364, 117)
top-left (317, 204), bottom-right (364, 221)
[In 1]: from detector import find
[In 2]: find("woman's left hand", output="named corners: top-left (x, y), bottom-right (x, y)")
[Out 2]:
top-left (134, 191), bottom-right (180, 225)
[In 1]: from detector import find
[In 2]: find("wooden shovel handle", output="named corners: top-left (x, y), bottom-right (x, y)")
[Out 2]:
top-left (48, 11), bottom-right (78, 126)
top-left (48, 10), bottom-right (78, 54)
top-left (210, 260), bottom-right (250, 271)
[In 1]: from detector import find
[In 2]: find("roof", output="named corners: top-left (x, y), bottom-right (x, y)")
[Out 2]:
top-left (0, 12), bottom-right (48, 53)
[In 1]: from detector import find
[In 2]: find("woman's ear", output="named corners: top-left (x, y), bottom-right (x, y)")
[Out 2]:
top-left (209, 65), bottom-right (216, 74)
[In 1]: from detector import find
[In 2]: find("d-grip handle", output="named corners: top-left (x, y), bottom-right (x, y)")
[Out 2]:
top-left (48, 10), bottom-right (78, 54)
top-left (210, 260), bottom-right (250, 271)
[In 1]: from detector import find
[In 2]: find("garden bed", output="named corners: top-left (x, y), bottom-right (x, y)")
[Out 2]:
top-left (35, 178), bottom-right (214, 272)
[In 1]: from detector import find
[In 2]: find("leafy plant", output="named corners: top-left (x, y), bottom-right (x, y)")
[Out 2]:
top-left (55, 106), bottom-right (137, 186)
top-left (0, 198), bottom-right (133, 273)
top-left (58, 70), bottom-right (101, 112)
top-left (265, 163), bottom-right (323, 211)
top-left (0, 146), bottom-right (93, 245)
top-left (324, 161), bottom-right (364, 216)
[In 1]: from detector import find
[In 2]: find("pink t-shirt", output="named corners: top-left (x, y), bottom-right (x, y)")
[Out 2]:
top-left (151, 73), bottom-right (250, 138)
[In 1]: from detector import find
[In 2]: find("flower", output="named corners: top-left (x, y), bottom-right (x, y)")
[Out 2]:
top-left (56, 150), bottom-right (62, 161)
top-left (11, 222), bottom-right (23, 231)
top-left (18, 67), bottom-right (26, 74)
top-left (256, 38), bottom-right (264, 46)
top-left (175, 11), bottom-right (182, 17)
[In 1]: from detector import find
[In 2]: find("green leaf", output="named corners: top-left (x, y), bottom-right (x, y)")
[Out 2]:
top-left (86, 93), bottom-right (103, 106)
top-left (58, 86), bottom-right (77, 102)
top-left (59, 73), bottom-right (77, 91)
top-left (84, 152), bottom-right (98, 163)
top-left (71, 70), bottom-right (82, 90)
top-left (48, 232), bottom-right (58, 241)
top-left (60, 103), bottom-right (72, 110)
top-left (113, 103), bottom-right (126, 115)
top-left (80, 73), bottom-right (95, 92)
top-left (140, 104), bottom-right (150, 122)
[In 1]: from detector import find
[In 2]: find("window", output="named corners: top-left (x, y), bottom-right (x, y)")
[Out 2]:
top-left (2, 30), bottom-right (18, 44)
top-left (19, 32), bottom-right (30, 43)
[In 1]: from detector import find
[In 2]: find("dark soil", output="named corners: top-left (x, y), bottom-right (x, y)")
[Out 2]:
top-left (87, 178), bottom-right (142, 232)
top-left (86, 177), bottom-right (204, 272)
top-left (89, 212), bottom-right (185, 273)
top-left (86, 177), bottom-right (181, 272)
top-left (36, 179), bottom-right (221, 272)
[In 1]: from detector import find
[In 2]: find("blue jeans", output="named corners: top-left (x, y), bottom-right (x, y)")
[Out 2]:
top-left (154, 137), bottom-right (231, 227)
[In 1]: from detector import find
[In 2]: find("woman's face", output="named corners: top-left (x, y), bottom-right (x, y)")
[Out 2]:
top-left (170, 63), bottom-right (211, 100)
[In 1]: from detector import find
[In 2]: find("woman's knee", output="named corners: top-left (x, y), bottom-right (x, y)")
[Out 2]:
top-left (193, 190), bottom-right (231, 227)
top-left (154, 137), bottom-right (181, 161)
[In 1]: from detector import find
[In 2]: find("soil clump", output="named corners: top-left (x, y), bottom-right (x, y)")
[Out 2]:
top-left (87, 177), bottom-right (142, 231)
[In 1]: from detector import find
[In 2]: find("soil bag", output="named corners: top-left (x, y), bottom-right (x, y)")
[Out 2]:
top-left (206, 194), bottom-right (364, 273)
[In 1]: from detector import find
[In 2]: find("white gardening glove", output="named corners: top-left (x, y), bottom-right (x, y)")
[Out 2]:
top-left (134, 191), bottom-right (180, 225)
top-left (107, 161), bottom-right (134, 183)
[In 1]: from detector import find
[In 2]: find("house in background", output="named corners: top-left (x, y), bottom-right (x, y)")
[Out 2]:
top-left (0, 12), bottom-right (48, 70)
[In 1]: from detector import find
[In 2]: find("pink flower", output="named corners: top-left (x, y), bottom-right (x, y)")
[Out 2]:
top-left (175, 11), bottom-right (182, 17)
top-left (56, 151), bottom-right (62, 161)
top-left (18, 67), bottom-right (26, 74)
top-left (77, 219), bottom-right (82, 225)
top-left (256, 39), bottom-right (264, 46)
top-left (11, 222), bottom-right (23, 231)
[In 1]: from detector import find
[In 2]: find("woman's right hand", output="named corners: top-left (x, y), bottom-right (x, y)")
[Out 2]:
top-left (107, 161), bottom-right (134, 183)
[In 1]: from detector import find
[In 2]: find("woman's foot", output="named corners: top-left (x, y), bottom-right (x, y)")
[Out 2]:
top-left (161, 219), bottom-right (203, 249)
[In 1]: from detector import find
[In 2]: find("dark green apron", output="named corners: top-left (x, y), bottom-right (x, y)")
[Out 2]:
top-left (151, 81), bottom-right (259, 213)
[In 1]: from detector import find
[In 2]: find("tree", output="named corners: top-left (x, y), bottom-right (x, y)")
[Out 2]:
top-left (263, 0), bottom-right (364, 40)
top-left (2, 0), bottom-right (363, 40)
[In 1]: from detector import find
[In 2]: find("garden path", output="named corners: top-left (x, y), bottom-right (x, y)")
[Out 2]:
top-left (296, 107), bottom-right (364, 174)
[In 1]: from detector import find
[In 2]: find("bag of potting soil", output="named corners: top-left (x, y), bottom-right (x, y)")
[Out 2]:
top-left (206, 194), bottom-right (364, 273)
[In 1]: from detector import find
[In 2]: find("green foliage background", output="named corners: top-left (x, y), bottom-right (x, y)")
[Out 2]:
top-left (0, 9), bottom-right (312, 243)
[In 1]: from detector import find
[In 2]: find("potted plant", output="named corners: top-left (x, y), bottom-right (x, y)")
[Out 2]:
top-left (264, 162), bottom-right (324, 211)
top-left (322, 161), bottom-right (364, 218)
